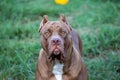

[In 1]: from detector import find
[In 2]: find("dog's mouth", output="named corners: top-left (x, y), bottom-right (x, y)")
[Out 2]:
top-left (48, 52), bottom-right (64, 62)
top-left (48, 46), bottom-right (65, 62)
top-left (53, 48), bottom-right (61, 55)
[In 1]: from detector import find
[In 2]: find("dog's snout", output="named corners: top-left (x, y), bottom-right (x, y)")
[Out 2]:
top-left (51, 37), bottom-right (61, 45)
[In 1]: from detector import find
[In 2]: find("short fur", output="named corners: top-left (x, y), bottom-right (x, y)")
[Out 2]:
top-left (36, 15), bottom-right (88, 80)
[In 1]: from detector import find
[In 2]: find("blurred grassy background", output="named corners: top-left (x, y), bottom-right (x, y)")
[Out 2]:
top-left (0, 0), bottom-right (120, 80)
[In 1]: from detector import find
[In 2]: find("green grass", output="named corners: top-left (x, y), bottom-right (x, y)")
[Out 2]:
top-left (0, 0), bottom-right (120, 80)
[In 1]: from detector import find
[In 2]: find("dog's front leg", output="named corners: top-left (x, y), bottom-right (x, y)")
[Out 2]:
top-left (62, 75), bottom-right (69, 80)
top-left (49, 75), bottom-right (57, 80)
top-left (36, 50), bottom-right (57, 80)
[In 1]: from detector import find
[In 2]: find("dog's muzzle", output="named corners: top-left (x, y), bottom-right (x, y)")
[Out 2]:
top-left (50, 36), bottom-right (63, 55)
top-left (48, 36), bottom-right (65, 62)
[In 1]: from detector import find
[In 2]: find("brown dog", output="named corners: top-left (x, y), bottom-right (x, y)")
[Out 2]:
top-left (36, 15), bottom-right (88, 80)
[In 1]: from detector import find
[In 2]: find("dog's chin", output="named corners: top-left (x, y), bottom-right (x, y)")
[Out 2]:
top-left (48, 48), bottom-right (64, 62)
top-left (53, 48), bottom-right (61, 55)
top-left (48, 44), bottom-right (65, 62)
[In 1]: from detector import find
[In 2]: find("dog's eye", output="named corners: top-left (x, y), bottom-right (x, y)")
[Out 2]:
top-left (44, 31), bottom-right (50, 37)
top-left (45, 32), bottom-right (49, 35)
top-left (61, 30), bottom-right (66, 34)
top-left (60, 30), bottom-right (67, 38)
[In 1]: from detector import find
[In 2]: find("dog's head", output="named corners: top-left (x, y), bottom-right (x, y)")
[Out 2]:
top-left (39, 15), bottom-right (72, 62)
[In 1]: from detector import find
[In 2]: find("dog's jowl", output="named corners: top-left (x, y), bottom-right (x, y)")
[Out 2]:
top-left (36, 14), bottom-right (88, 80)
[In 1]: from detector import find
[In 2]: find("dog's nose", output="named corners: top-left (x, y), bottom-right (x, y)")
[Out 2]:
top-left (51, 37), bottom-right (61, 45)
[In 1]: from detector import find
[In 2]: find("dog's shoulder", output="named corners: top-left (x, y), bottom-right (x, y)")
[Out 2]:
top-left (38, 49), bottom-right (47, 60)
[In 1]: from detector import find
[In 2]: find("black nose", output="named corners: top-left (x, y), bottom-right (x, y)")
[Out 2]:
top-left (51, 38), bottom-right (61, 45)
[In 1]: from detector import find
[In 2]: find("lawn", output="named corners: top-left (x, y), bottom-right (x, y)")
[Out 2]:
top-left (0, 0), bottom-right (120, 80)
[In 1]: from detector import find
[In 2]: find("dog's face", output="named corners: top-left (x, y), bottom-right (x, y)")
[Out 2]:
top-left (39, 15), bottom-right (72, 62)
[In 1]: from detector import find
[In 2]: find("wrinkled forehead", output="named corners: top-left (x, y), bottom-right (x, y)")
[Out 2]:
top-left (44, 21), bottom-right (62, 30)
top-left (40, 21), bottom-right (70, 34)
top-left (39, 15), bottom-right (72, 34)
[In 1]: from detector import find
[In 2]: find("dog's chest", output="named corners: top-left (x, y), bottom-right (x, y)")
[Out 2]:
top-left (52, 59), bottom-right (64, 80)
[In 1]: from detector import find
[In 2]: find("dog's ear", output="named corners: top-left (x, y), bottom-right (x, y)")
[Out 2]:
top-left (38, 15), bottom-right (48, 32)
top-left (60, 14), bottom-right (72, 32)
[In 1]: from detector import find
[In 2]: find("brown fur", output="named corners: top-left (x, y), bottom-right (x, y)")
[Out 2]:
top-left (36, 15), bottom-right (88, 80)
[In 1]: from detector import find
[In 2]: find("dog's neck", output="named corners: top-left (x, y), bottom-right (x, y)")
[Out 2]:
top-left (52, 59), bottom-right (64, 80)
top-left (52, 47), bottom-right (73, 80)
top-left (64, 46), bottom-right (73, 61)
